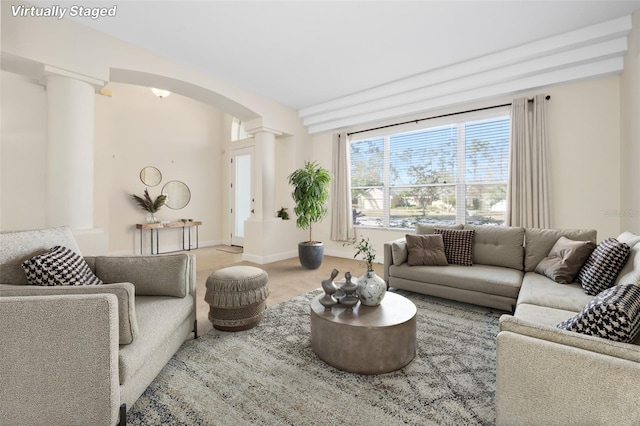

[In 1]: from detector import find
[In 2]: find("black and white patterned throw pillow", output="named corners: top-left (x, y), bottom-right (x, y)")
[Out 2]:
top-left (434, 228), bottom-right (475, 266)
top-left (557, 283), bottom-right (640, 343)
top-left (577, 237), bottom-right (631, 295)
top-left (22, 245), bottom-right (103, 286)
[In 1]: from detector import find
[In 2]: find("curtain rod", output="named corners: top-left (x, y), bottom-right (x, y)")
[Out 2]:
top-left (347, 95), bottom-right (551, 137)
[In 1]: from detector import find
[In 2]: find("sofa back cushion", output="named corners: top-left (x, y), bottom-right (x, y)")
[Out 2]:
top-left (524, 228), bottom-right (597, 272)
top-left (615, 244), bottom-right (640, 286)
top-left (0, 227), bottom-right (82, 285)
top-left (464, 225), bottom-right (525, 270)
top-left (617, 232), bottom-right (640, 249)
top-left (389, 238), bottom-right (408, 265)
top-left (415, 223), bottom-right (463, 234)
top-left (95, 254), bottom-right (189, 297)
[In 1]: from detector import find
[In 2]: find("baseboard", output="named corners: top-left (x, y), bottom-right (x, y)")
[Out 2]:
top-left (110, 239), bottom-right (222, 256)
top-left (243, 249), bottom-right (360, 265)
top-left (323, 249), bottom-right (353, 260)
top-left (242, 250), bottom-right (297, 264)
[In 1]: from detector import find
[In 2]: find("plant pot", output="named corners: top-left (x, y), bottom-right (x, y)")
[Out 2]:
top-left (298, 241), bottom-right (324, 270)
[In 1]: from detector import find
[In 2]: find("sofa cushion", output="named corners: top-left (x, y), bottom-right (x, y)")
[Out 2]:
top-left (406, 234), bottom-right (448, 266)
top-left (464, 225), bottom-right (525, 270)
top-left (434, 228), bottom-right (475, 266)
top-left (0, 227), bottom-right (82, 285)
top-left (518, 272), bottom-right (594, 313)
top-left (514, 302), bottom-right (579, 327)
top-left (617, 232), bottom-right (640, 249)
top-left (524, 228), bottom-right (597, 272)
top-left (415, 223), bottom-right (463, 235)
top-left (535, 237), bottom-right (596, 284)
top-left (95, 254), bottom-right (189, 297)
top-left (578, 238), bottom-right (631, 295)
top-left (390, 263), bottom-right (522, 299)
top-left (118, 295), bottom-right (194, 385)
top-left (391, 239), bottom-right (408, 266)
top-left (21, 246), bottom-right (103, 286)
top-left (557, 283), bottom-right (640, 343)
top-left (615, 244), bottom-right (640, 286)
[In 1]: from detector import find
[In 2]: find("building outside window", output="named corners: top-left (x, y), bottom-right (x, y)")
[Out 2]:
top-left (350, 112), bottom-right (510, 229)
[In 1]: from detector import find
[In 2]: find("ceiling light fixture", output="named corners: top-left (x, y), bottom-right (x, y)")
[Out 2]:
top-left (151, 88), bottom-right (171, 98)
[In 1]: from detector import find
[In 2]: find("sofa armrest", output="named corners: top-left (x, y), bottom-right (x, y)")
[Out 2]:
top-left (93, 253), bottom-right (195, 297)
top-left (384, 238), bottom-right (406, 285)
top-left (384, 242), bottom-right (393, 284)
top-left (496, 315), bottom-right (640, 425)
top-left (0, 294), bottom-right (120, 426)
top-left (0, 282), bottom-right (138, 345)
top-left (498, 314), bottom-right (640, 363)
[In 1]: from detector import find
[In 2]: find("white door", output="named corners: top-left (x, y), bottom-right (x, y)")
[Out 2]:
top-left (230, 147), bottom-right (253, 246)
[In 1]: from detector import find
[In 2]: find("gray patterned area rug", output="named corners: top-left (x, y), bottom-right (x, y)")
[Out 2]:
top-left (128, 289), bottom-right (503, 425)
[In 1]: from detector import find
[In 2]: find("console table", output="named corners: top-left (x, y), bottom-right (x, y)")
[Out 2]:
top-left (136, 221), bottom-right (202, 255)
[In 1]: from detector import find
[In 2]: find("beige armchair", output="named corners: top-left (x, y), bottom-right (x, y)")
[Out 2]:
top-left (0, 227), bottom-right (197, 426)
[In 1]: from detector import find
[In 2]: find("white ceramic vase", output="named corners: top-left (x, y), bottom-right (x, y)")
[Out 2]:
top-left (356, 270), bottom-right (386, 306)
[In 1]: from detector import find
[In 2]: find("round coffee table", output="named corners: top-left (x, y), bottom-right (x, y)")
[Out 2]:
top-left (310, 291), bottom-right (417, 374)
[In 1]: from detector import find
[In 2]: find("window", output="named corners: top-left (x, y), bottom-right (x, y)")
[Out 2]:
top-left (231, 117), bottom-right (249, 141)
top-left (350, 114), bottom-right (510, 229)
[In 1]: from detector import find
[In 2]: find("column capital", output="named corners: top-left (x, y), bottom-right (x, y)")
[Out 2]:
top-left (243, 118), bottom-right (283, 137)
top-left (246, 126), bottom-right (282, 137)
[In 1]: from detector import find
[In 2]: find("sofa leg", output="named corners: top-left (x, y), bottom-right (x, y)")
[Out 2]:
top-left (118, 403), bottom-right (126, 426)
top-left (193, 319), bottom-right (198, 339)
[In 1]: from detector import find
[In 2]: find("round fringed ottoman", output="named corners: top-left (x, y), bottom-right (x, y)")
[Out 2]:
top-left (205, 266), bottom-right (269, 331)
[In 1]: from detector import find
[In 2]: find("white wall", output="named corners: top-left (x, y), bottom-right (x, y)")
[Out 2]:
top-left (0, 0), bottom-right (303, 136)
top-left (0, 71), bottom-right (47, 229)
top-left (95, 82), bottom-right (225, 253)
top-left (1, 1), bottom-right (313, 258)
top-left (313, 74), bottom-right (625, 262)
top-left (620, 9), bottom-right (640, 233)
top-left (1, 74), bottom-right (228, 253)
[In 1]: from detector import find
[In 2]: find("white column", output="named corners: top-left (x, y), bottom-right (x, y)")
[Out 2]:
top-left (251, 128), bottom-right (281, 220)
top-left (45, 75), bottom-right (96, 230)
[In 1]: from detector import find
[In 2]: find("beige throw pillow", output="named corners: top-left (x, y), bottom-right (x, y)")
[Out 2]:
top-left (391, 240), bottom-right (408, 265)
top-left (535, 236), bottom-right (596, 284)
top-left (406, 234), bottom-right (448, 266)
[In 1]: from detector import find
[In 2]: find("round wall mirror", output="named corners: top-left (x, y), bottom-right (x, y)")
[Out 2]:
top-left (162, 180), bottom-right (191, 209)
top-left (140, 166), bottom-right (162, 187)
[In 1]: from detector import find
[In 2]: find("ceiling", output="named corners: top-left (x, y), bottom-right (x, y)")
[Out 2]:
top-left (29, 0), bottom-right (640, 130)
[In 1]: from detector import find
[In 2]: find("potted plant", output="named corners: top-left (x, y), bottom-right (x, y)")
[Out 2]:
top-left (287, 161), bottom-right (331, 269)
top-left (352, 236), bottom-right (387, 306)
top-left (131, 188), bottom-right (167, 223)
top-left (276, 207), bottom-right (290, 220)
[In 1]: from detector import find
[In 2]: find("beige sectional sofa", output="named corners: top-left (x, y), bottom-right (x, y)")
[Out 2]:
top-left (496, 230), bottom-right (640, 425)
top-left (384, 224), bottom-right (640, 424)
top-left (384, 224), bottom-right (598, 312)
top-left (0, 227), bottom-right (197, 426)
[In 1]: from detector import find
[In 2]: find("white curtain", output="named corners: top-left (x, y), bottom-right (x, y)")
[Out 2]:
top-left (330, 132), bottom-right (354, 241)
top-left (506, 94), bottom-right (550, 228)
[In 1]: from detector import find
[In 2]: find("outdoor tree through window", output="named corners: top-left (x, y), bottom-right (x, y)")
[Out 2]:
top-left (350, 114), bottom-right (510, 229)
